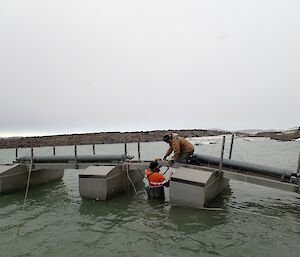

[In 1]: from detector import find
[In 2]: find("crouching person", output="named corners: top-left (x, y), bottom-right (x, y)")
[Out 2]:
top-left (145, 161), bottom-right (170, 200)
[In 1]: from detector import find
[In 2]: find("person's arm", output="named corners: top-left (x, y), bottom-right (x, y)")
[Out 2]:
top-left (163, 145), bottom-right (173, 159)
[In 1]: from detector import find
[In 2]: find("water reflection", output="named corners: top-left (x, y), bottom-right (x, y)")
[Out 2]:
top-left (0, 178), bottom-right (71, 256)
top-left (0, 179), bottom-right (68, 208)
top-left (207, 185), bottom-right (232, 208)
top-left (167, 186), bottom-right (232, 233)
top-left (79, 192), bottom-right (134, 218)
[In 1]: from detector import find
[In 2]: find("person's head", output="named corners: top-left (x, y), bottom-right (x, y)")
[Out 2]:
top-left (163, 134), bottom-right (171, 143)
top-left (149, 161), bottom-right (160, 172)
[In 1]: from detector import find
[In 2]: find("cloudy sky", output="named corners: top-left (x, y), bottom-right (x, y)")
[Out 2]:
top-left (0, 0), bottom-right (299, 137)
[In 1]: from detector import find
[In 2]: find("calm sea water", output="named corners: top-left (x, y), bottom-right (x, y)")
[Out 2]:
top-left (0, 136), bottom-right (300, 257)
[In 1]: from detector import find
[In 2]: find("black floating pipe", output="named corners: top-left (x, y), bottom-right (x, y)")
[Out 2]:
top-left (192, 154), bottom-right (294, 179)
top-left (16, 154), bottom-right (134, 163)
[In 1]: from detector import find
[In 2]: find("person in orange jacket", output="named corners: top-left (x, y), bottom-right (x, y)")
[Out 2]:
top-left (145, 161), bottom-right (168, 187)
top-left (145, 161), bottom-right (170, 199)
top-left (163, 133), bottom-right (194, 163)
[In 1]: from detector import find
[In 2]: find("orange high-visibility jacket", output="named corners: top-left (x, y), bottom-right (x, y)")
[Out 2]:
top-left (145, 169), bottom-right (165, 187)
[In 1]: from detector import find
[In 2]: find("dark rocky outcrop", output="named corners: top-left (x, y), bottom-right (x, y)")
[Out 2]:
top-left (251, 127), bottom-right (300, 141)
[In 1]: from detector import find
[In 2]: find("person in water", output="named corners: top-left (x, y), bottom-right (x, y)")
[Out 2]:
top-left (145, 161), bottom-right (170, 200)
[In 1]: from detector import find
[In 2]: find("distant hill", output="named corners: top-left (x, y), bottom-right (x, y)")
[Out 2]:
top-left (1, 127), bottom-right (298, 149)
top-left (0, 129), bottom-right (229, 149)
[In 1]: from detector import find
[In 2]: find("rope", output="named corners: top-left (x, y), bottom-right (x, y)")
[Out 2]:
top-left (7, 159), bottom-right (33, 257)
top-left (125, 162), bottom-right (138, 194)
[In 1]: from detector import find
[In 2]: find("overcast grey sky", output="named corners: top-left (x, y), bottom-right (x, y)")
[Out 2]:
top-left (0, 0), bottom-right (299, 137)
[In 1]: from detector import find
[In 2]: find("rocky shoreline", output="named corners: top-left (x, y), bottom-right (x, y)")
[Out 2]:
top-left (250, 128), bottom-right (300, 141)
top-left (1, 127), bottom-right (299, 149)
top-left (0, 129), bottom-right (230, 149)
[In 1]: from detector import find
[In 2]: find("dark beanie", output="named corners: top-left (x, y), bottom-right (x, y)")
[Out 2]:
top-left (149, 161), bottom-right (159, 170)
top-left (163, 134), bottom-right (170, 142)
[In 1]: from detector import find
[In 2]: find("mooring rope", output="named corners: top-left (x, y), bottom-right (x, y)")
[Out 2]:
top-left (7, 159), bottom-right (33, 257)
top-left (125, 162), bottom-right (138, 194)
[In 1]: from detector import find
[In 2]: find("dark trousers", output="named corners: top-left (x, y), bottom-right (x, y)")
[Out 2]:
top-left (146, 186), bottom-right (165, 200)
top-left (178, 151), bottom-right (194, 163)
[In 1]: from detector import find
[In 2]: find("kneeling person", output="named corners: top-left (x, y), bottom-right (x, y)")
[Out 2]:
top-left (163, 133), bottom-right (194, 163)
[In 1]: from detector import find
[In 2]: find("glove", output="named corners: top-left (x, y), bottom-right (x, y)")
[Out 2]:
top-left (163, 181), bottom-right (170, 188)
top-left (168, 160), bottom-right (175, 166)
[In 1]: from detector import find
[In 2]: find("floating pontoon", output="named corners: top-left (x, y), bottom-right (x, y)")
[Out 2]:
top-left (1, 152), bottom-right (299, 210)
